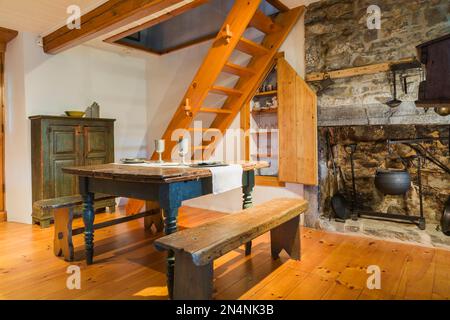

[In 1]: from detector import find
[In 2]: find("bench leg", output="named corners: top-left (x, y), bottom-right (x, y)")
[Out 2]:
top-left (174, 251), bottom-right (213, 300)
top-left (53, 208), bottom-right (74, 261)
top-left (270, 215), bottom-right (301, 260)
top-left (40, 219), bottom-right (51, 229)
top-left (144, 201), bottom-right (164, 233)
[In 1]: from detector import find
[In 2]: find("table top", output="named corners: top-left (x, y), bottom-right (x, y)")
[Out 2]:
top-left (62, 161), bottom-right (269, 184)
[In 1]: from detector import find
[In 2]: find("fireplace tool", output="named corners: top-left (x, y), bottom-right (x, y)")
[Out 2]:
top-left (346, 142), bottom-right (426, 230)
top-left (386, 69), bottom-right (402, 108)
top-left (443, 197), bottom-right (450, 236)
top-left (326, 131), bottom-right (351, 221)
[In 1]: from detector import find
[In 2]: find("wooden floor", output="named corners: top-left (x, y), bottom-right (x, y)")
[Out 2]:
top-left (0, 207), bottom-right (449, 300)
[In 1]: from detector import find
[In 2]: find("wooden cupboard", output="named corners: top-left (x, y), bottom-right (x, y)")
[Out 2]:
top-left (29, 116), bottom-right (116, 226)
top-left (242, 54), bottom-right (318, 186)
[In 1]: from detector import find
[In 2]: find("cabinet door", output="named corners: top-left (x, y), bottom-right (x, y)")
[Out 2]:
top-left (278, 58), bottom-right (318, 185)
top-left (83, 126), bottom-right (112, 165)
top-left (47, 125), bottom-right (81, 198)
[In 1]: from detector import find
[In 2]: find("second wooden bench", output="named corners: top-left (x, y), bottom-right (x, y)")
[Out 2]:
top-left (154, 197), bottom-right (308, 300)
top-left (34, 196), bottom-right (163, 262)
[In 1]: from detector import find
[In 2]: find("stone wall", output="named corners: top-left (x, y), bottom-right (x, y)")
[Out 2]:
top-left (319, 125), bottom-right (449, 224)
top-left (301, 0), bottom-right (450, 229)
top-left (305, 0), bottom-right (450, 126)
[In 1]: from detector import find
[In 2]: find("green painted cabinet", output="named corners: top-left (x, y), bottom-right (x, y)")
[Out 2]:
top-left (30, 116), bottom-right (116, 226)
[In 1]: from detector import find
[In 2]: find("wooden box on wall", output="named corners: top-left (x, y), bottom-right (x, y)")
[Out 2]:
top-left (416, 33), bottom-right (450, 105)
top-left (29, 115), bottom-right (116, 226)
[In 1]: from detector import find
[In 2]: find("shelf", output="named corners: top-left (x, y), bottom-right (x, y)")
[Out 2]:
top-left (251, 108), bottom-right (278, 114)
top-left (251, 153), bottom-right (278, 158)
top-left (255, 176), bottom-right (285, 187)
top-left (254, 90), bottom-right (277, 97)
top-left (305, 57), bottom-right (418, 82)
top-left (250, 130), bottom-right (278, 134)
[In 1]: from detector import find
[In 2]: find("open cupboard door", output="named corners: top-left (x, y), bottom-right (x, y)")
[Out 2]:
top-left (278, 58), bottom-right (318, 185)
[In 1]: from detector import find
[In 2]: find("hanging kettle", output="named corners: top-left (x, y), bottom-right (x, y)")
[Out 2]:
top-left (374, 169), bottom-right (411, 195)
top-left (442, 197), bottom-right (450, 236)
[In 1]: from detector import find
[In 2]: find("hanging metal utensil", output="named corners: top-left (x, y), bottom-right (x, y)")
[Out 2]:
top-left (401, 74), bottom-right (408, 94)
top-left (326, 130), bottom-right (351, 221)
top-left (386, 69), bottom-right (402, 108)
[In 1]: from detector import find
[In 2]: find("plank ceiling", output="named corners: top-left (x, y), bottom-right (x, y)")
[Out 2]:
top-left (0, 0), bottom-right (107, 34)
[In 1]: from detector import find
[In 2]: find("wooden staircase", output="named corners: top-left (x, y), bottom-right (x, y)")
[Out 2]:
top-left (153, 0), bottom-right (305, 161)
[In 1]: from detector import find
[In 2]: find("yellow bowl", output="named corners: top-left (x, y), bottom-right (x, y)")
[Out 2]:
top-left (65, 111), bottom-right (85, 118)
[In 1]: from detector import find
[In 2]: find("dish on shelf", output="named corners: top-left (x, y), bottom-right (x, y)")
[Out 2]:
top-left (65, 111), bottom-right (85, 118)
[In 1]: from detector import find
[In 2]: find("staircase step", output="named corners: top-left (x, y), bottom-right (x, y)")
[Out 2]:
top-left (223, 62), bottom-right (256, 78)
top-left (193, 145), bottom-right (210, 150)
top-left (210, 86), bottom-right (243, 97)
top-left (236, 38), bottom-right (269, 56)
top-left (249, 10), bottom-right (282, 34)
top-left (199, 108), bottom-right (232, 114)
top-left (188, 128), bottom-right (221, 132)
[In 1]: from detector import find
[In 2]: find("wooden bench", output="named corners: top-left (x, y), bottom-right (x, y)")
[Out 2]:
top-left (154, 197), bottom-right (308, 300)
top-left (33, 196), bottom-right (163, 262)
top-left (32, 194), bottom-right (116, 228)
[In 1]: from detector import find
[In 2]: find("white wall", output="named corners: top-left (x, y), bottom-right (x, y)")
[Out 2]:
top-left (145, 11), bottom-right (308, 213)
top-left (3, 6), bottom-right (310, 222)
top-left (5, 32), bottom-right (148, 224)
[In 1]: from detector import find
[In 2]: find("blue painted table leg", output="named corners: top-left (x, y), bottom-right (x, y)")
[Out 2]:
top-left (159, 184), bottom-right (182, 300)
top-left (82, 192), bottom-right (95, 265)
top-left (243, 170), bottom-right (255, 256)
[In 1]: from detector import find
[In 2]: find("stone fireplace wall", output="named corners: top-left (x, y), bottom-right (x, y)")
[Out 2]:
top-left (319, 125), bottom-right (449, 224)
top-left (302, 0), bottom-right (450, 227)
top-left (305, 0), bottom-right (450, 125)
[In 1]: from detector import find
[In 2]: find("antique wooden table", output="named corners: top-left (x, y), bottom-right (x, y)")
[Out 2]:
top-left (63, 161), bottom-right (267, 297)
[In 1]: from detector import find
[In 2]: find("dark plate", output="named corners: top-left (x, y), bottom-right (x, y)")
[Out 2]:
top-left (120, 158), bottom-right (147, 164)
top-left (189, 162), bottom-right (229, 168)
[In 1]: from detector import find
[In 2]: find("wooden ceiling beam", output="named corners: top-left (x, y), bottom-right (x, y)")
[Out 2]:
top-left (43, 0), bottom-right (186, 54)
top-left (0, 27), bottom-right (18, 52)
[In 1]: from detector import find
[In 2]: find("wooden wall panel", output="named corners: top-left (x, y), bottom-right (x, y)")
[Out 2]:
top-left (295, 75), bottom-right (318, 185)
top-left (278, 58), bottom-right (318, 185)
top-left (278, 58), bottom-right (297, 183)
top-left (0, 51), bottom-right (4, 220)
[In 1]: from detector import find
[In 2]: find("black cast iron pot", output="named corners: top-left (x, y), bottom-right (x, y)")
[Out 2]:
top-left (442, 197), bottom-right (450, 236)
top-left (374, 169), bottom-right (411, 195)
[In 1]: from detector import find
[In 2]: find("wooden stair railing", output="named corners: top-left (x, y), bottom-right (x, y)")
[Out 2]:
top-left (128, 3), bottom-right (304, 215)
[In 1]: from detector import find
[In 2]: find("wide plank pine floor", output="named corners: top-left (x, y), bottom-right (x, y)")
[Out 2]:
top-left (0, 207), bottom-right (449, 300)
